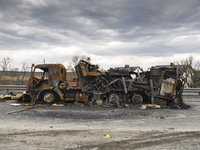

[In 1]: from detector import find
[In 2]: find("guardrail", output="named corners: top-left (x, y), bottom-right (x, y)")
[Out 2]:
top-left (0, 85), bottom-right (199, 96)
top-left (183, 88), bottom-right (200, 96)
top-left (0, 85), bottom-right (27, 93)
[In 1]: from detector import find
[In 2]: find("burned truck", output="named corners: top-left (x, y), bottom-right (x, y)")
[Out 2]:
top-left (26, 63), bottom-right (68, 103)
top-left (138, 64), bottom-right (185, 105)
top-left (25, 63), bottom-right (88, 103)
top-left (20, 60), bottom-right (185, 107)
top-left (93, 62), bottom-right (185, 106)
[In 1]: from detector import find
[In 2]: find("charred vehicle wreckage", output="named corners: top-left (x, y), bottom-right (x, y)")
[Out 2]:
top-left (18, 60), bottom-right (186, 108)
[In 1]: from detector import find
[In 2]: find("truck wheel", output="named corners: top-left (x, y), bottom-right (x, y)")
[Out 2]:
top-left (132, 94), bottom-right (143, 104)
top-left (109, 94), bottom-right (120, 108)
top-left (109, 94), bottom-right (119, 103)
top-left (43, 92), bottom-right (55, 103)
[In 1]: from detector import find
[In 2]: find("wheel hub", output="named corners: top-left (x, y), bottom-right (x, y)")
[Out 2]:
top-left (109, 94), bottom-right (119, 103)
top-left (132, 94), bottom-right (143, 104)
top-left (44, 93), bottom-right (55, 103)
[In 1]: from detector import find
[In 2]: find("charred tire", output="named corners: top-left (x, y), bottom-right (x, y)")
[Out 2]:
top-left (109, 94), bottom-right (119, 103)
top-left (109, 94), bottom-right (120, 108)
top-left (43, 92), bottom-right (55, 103)
top-left (132, 94), bottom-right (143, 104)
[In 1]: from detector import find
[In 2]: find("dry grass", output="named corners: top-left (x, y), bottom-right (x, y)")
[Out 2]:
top-left (0, 72), bottom-right (77, 85)
top-left (0, 74), bottom-right (30, 85)
top-left (67, 72), bottom-right (77, 82)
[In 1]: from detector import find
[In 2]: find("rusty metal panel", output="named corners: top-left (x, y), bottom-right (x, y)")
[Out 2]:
top-left (67, 80), bottom-right (81, 90)
top-left (51, 65), bottom-right (60, 87)
top-left (149, 79), bottom-right (154, 104)
top-left (160, 78), bottom-right (175, 96)
top-left (75, 93), bottom-right (88, 102)
top-left (154, 99), bottom-right (167, 105)
top-left (68, 82), bottom-right (78, 87)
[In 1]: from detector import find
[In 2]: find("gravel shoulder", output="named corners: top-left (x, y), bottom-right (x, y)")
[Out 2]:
top-left (0, 96), bottom-right (200, 149)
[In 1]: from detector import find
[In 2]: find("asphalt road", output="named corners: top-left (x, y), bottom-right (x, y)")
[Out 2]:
top-left (0, 96), bottom-right (200, 150)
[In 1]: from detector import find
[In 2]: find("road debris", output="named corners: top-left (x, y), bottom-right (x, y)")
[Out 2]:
top-left (124, 104), bottom-right (129, 108)
top-left (7, 105), bottom-right (40, 115)
top-left (139, 104), bottom-right (161, 109)
top-left (96, 100), bottom-right (103, 105)
top-left (11, 94), bottom-right (23, 100)
top-left (4, 95), bottom-right (12, 100)
top-left (102, 134), bottom-right (111, 139)
top-left (52, 104), bottom-right (64, 106)
top-left (9, 103), bottom-right (22, 106)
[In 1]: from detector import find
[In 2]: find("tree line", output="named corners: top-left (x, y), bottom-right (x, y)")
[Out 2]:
top-left (0, 56), bottom-right (200, 87)
top-left (0, 57), bottom-right (30, 85)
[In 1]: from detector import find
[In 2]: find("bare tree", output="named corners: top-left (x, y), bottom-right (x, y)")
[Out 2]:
top-left (72, 55), bottom-right (91, 65)
top-left (68, 55), bottom-right (91, 71)
top-left (176, 56), bottom-right (200, 88)
top-left (14, 63), bottom-right (30, 85)
top-left (67, 55), bottom-right (91, 81)
top-left (192, 60), bottom-right (200, 87)
top-left (1, 57), bottom-right (11, 73)
top-left (0, 57), bottom-right (12, 84)
top-left (72, 55), bottom-right (80, 67)
top-left (20, 62), bottom-right (30, 85)
top-left (10, 67), bottom-right (19, 84)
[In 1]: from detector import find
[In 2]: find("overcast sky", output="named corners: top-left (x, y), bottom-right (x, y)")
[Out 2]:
top-left (0, 0), bottom-right (200, 70)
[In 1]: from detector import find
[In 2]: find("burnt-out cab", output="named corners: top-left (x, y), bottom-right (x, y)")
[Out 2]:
top-left (27, 64), bottom-right (67, 103)
top-left (147, 64), bottom-right (185, 105)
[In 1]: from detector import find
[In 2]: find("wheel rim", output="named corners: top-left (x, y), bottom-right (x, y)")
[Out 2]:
top-left (109, 94), bottom-right (119, 103)
top-left (132, 94), bottom-right (143, 104)
top-left (44, 93), bottom-right (55, 103)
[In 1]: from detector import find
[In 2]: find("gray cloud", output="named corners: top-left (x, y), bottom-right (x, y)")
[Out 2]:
top-left (0, 0), bottom-right (200, 69)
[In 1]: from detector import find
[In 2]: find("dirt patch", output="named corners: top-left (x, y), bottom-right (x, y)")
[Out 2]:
top-left (0, 96), bottom-right (200, 149)
top-left (70, 131), bottom-right (200, 150)
top-left (168, 101), bottom-right (191, 109)
top-left (1, 130), bottom-right (200, 150)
